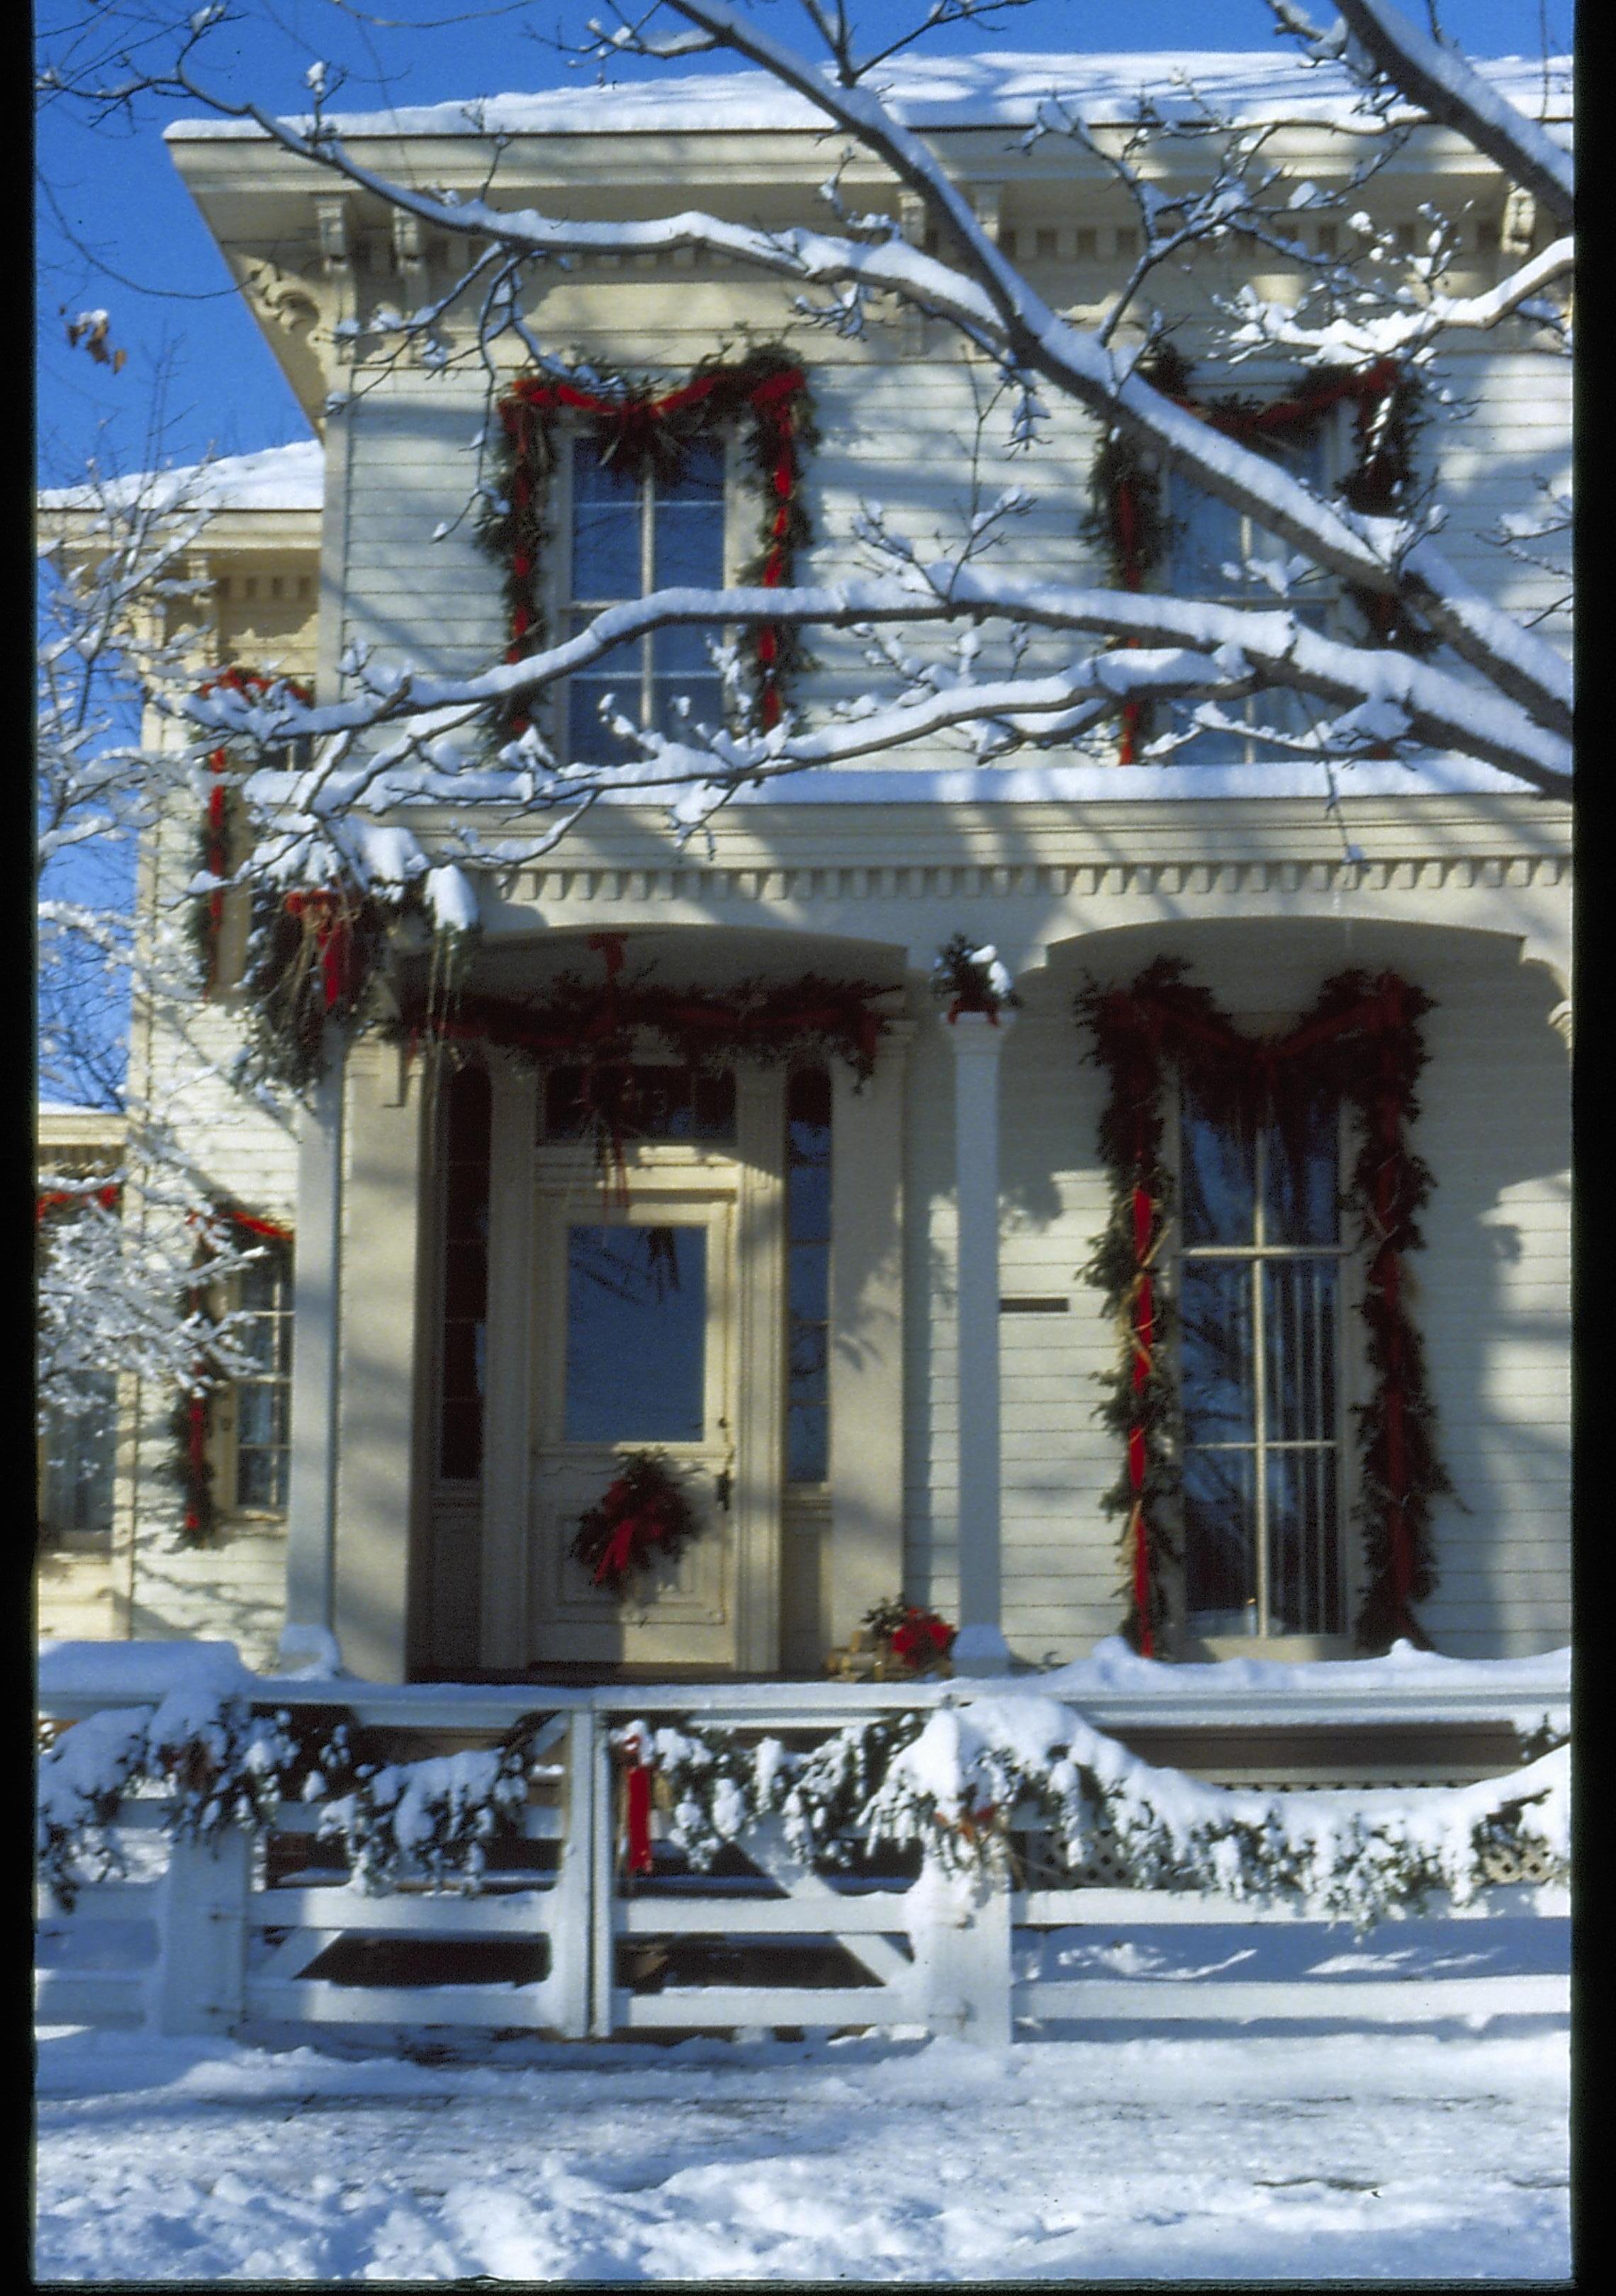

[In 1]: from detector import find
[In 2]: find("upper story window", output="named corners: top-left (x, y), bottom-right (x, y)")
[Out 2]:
top-left (566, 434), bottom-right (727, 762)
top-left (1167, 422), bottom-right (1335, 762)
top-left (1177, 1071), bottom-right (1347, 1641)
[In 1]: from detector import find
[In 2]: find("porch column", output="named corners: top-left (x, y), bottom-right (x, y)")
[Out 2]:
top-left (948, 1011), bottom-right (1014, 1676)
top-left (331, 1037), bottom-right (431, 1683)
top-left (281, 1028), bottom-right (345, 1670)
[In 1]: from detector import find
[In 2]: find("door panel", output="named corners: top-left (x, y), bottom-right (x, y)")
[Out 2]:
top-left (529, 1186), bottom-right (739, 1670)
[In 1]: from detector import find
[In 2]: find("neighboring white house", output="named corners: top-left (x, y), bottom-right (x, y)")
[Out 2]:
top-left (40, 51), bottom-right (1571, 1691)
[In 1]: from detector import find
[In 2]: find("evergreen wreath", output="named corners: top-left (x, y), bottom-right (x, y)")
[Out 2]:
top-left (477, 346), bottom-right (817, 739)
top-left (171, 1205), bottom-right (293, 1547)
top-left (1082, 347), bottom-right (1427, 760)
top-left (571, 1450), bottom-right (702, 1597)
top-left (1077, 959), bottom-right (1452, 1656)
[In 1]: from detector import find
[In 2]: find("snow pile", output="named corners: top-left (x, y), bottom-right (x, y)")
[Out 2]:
top-left (38, 441), bottom-right (322, 516)
top-left (624, 1696), bottom-right (1569, 1928)
top-left (33, 2024), bottom-right (1571, 2281)
top-left (1038, 1633), bottom-right (1571, 1699)
top-left (164, 51), bottom-right (1570, 142)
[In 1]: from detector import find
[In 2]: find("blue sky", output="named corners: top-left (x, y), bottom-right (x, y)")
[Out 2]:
top-left (36, 0), bottom-right (1571, 480)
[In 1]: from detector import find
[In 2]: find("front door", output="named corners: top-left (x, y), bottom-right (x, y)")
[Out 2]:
top-left (527, 1180), bottom-right (742, 1671)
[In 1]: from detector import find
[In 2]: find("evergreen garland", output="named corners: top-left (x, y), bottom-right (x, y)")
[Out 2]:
top-left (477, 347), bottom-right (817, 739)
top-left (170, 1205), bottom-right (294, 1548)
top-left (1077, 961), bottom-right (1451, 1655)
top-left (189, 668), bottom-right (313, 998)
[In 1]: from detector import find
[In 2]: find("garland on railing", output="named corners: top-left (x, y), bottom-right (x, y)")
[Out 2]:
top-left (169, 1205), bottom-right (294, 1548)
top-left (1082, 346), bottom-right (1428, 760)
top-left (571, 1450), bottom-right (703, 1599)
top-left (1077, 960), bottom-right (1452, 1656)
top-left (36, 1698), bottom-right (547, 1908)
top-left (606, 1703), bottom-right (1566, 1928)
top-left (189, 668), bottom-right (314, 998)
top-left (478, 347), bottom-right (817, 739)
top-left (38, 1687), bottom-right (1568, 1930)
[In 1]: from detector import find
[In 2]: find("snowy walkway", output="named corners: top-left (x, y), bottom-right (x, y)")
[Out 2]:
top-left (35, 2020), bottom-right (1569, 2281)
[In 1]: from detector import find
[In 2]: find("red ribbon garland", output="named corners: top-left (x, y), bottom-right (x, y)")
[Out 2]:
top-left (499, 363), bottom-right (807, 731)
top-left (36, 1184), bottom-right (121, 1221)
top-left (622, 1745), bottom-right (655, 1878)
top-left (283, 889), bottom-right (357, 1013)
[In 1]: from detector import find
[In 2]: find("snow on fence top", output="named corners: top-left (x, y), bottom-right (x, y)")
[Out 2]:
top-left (163, 50), bottom-right (1571, 143)
top-left (38, 441), bottom-right (323, 517)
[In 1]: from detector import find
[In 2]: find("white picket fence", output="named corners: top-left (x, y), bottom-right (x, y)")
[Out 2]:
top-left (35, 1677), bottom-right (1569, 2049)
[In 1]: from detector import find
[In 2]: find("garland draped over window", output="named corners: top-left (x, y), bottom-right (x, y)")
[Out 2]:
top-left (477, 347), bottom-right (817, 737)
top-left (1077, 960), bottom-right (1451, 1656)
top-left (171, 1206), bottom-right (293, 1547)
top-left (1084, 347), bottom-right (1425, 761)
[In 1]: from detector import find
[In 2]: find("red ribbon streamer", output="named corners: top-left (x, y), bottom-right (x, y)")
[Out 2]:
top-left (623, 1750), bottom-right (654, 1877)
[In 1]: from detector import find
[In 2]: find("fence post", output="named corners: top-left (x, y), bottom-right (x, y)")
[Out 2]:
top-left (545, 1711), bottom-right (595, 2039)
top-left (907, 1855), bottom-right (1013, 2047)
top-left (153, 1825), bottom-right (252, 2037)
top-left (589, 1703), bottom-right (617, 2039)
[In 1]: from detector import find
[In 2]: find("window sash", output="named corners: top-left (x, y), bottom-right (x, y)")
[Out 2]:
top-left (1179, 1100), bottom-right (1347, 1638)
top-left (564, 433), bottom-right (729, 760)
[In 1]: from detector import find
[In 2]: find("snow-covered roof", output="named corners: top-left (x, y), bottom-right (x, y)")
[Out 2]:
top-left (164, 49), bottom-right (1571, 143)
top-left (38, 439), bottom-right (323, 515)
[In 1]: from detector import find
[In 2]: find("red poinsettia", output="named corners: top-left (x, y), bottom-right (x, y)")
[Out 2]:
top-left (863, 1600), bottom-right (956, 1671)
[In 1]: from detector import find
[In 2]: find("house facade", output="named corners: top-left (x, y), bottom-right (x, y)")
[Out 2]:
top-left (41, 54), bottom-right (1571, 1688)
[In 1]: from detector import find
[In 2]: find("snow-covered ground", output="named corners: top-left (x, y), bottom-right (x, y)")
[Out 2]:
top-left (35, 2013), bottom-right (1569, 2282)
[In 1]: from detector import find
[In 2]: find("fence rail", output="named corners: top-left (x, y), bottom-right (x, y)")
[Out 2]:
top-left (36, 1673), bottom-right (1569, 2050)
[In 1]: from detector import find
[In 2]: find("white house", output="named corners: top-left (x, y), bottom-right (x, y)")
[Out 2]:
top-left (40, 49), bottom-right (1571, 1696)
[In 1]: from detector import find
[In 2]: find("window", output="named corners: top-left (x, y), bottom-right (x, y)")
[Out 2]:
top-left (230, 1236), bottom-right (295, 1511)
top-left (1177, 1072), bottom-right (1347, 1640)
top-left (785, 1069), bottom-right (832, 1483)
top-left (38, 1379), bottom-right (117, 1548)
top-left (1166, 421), bottom-right (1335, 762)
top-left (566, 432), bottom-right (727, 761)
top-left (438, 1063), bottom-right (491, 1482)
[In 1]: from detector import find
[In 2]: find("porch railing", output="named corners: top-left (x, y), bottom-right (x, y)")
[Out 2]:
top-left (35, 1667), bottom-right (1569, 2049)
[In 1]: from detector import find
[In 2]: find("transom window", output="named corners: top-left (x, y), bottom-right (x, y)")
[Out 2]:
top-left (566, 433), bottom-right (726, 761)
top-left (1178, 1073), bottom-right (1346, 1639)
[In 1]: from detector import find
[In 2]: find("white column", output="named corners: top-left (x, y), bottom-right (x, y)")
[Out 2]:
top-left (281, 1028), bottom-right (346, 1671)
top-left (948, 1010), bottom-right (1014, 1675)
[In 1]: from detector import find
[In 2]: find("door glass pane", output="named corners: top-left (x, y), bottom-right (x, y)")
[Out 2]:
top-left (1267, 1448), bottom-right (1343, 1636)
top-left (564, 1225), bottom-right (707, 1441)
top-left (1262, 1259), bottom-right (1338, 1444)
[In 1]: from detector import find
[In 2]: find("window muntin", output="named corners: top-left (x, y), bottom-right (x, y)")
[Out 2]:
top-left (785, 1069), bottom-right (832, 1483)
top-left (1179, 1075), bottom-right (1345, 1638)
top-left (566, 434), bottom-right (726, 761)
top-left (232, 1237), bottom-right (295, 1512)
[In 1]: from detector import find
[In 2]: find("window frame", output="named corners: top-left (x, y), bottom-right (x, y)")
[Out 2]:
top-left (550, 422), bottom-right (742, 760)
top-left (1167, 1040), bottom-right (1365, 1654)
top-left (207, 1232), bottom-right (296, 1524)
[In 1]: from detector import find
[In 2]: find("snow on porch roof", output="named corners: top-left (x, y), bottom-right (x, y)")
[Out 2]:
top-left (38, 439), bottom-right (323, 515)
top-left (164, 49), bottom-right (1571, 144)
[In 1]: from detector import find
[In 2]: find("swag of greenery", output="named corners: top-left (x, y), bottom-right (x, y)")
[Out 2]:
top-left (571, 1450), bottom-right (702, 1598)
top-left (1083, 345), bottom-right (1427, 761)
top-left (169, 1205), bottom-right (293, 1547)
top-left (1077, 960), bottom-right (1451, 1656)
top-left (477, 347), bottom-right (817, 738)
top-left (392, 933), bottom-right (892, 1195)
